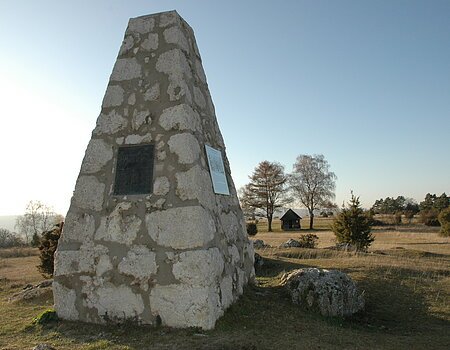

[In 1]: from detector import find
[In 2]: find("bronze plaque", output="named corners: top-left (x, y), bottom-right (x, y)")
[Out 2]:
top-left (114, 145), bottom-right (154, 195)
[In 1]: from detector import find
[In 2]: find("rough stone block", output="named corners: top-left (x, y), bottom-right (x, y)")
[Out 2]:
top-left (111, 58), bottom-right (142, 81)
top-left (146, 206), bottom-right (215, 249)
top-left (72, 176), bottom-right (105, 211)
top-left (102, 85), bottom-right (124, 108)
top-left (118, 245), bottom-right (157, 290)
top-left (53, 282), bottom-right (78, 320)
top-left (95, 203), bottom-right (141, 246)
top-left (159, 104), bottom-right (201, 132)
top-left (94, 110), bottom-right (128, 135)
top-left (153, 176), bottom-right (170, 196)
top-left (132, 109), bottom-right (151, 130)
top-left (128, 16), bottom-right (155, 34)
top-left (141, 33), bottom-right (159, 51)
top-left (60, 212), bottom-right (95, 243)
top-left (172, 248), bottom-right (224, 286)
top-left (168, 133), bottom-right (201, 164)
top-left (80, 139), bottom-right (113, 174)
top-left (163, 26), bottom-right (190, 52)
top-left (54, 243), bottom-right (108, 277)
top-left (81, 277), bottom-right (145, 322)
top-left (175, 165), bottom-right (215, 209)
top-left (144, 83), bottom-right (160, 101)
top-left (149, 284), bottom-right (222, 330)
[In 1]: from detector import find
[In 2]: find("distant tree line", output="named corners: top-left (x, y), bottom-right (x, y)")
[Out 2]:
top-left (371, 196), bottom-right (419, 215)
top-left (370, 193), bottom-right (449, 226)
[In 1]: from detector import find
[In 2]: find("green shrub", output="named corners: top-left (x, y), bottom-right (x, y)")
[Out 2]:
top-left (438, 208), bottom-right (450, 237)
top-left (419, 209), bottom-right (440, 226)
top-left (246, 222), bottom-right (258, 236)
top-left (33, 309), bottom-right (58, 325)
top-left (332, 193), bottom-right (374, 251)
top-left (297, 234), bottom-right (319, 248)
top-left (37, 222), bottom-right (63, 278)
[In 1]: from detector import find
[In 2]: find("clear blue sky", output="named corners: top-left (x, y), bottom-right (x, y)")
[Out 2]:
top-left (0, 0), bottom-right (449, 215)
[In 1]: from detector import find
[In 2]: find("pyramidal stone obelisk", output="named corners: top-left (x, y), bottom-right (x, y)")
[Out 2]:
top-left (53, 10), bottom-right (255, 330)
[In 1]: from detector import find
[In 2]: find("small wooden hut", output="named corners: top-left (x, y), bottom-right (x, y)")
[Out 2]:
top-left (280, 209), bottom-right (302, 231)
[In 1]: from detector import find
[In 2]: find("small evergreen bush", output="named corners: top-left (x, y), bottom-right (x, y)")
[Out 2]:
top-left (246, 222), bottom-right (258, 236)
top-left (38, 222), bottom-right (63, 278)
top-left (297, 234), bottom-right (319, 248)
top-left (438, 208), bottom-right (450, 237)
top-left (332, 193), bottom-right (374, 251)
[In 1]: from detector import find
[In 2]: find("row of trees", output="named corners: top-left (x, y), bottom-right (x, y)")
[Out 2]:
top-left (371, 196), bottom-right (419, 216)
top-left (240, 154), bottom-right (337, 231)
top-left (371, 193), bottom-right (449, 226)
top-left (371, 193), bottom-right (449, 215)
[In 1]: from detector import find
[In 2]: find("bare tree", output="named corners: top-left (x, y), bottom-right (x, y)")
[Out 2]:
top-left (0, 228), bottom-right (23, 248)
top-left (15, 200), bottom-right (63, 246)
top-left (289, 154), bottom-right (337, 229)
top-left (241, 161), bottom-right (291, 232)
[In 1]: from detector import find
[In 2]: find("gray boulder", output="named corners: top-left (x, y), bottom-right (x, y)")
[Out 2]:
top-left (281, 268), bottom-right (364, 317)
top-left (280, 238), bottom-right (301, 248)
top-left (10, 280), bottom-right (53, 302)
top-left (252, 239), bottom-right (267, 249)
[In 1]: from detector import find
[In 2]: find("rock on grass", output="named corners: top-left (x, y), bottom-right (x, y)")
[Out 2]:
top-left (281, 268), bottom-right (364, 317)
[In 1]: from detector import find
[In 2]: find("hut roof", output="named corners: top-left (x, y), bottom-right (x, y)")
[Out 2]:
top-left (280, 209), bottom-right (302, 221)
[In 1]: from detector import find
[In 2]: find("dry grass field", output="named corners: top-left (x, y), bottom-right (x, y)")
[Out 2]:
top-left (0, 220), bottom-right (449, 349)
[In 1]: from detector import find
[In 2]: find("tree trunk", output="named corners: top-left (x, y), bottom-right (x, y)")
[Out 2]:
top-left (268, 214), bottom-right (273, 232)
top-left (309, 211), bottom-right (314, 230)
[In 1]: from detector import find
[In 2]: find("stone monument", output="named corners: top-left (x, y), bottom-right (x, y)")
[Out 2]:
top-left (53, 10), bottom-right (255, 330)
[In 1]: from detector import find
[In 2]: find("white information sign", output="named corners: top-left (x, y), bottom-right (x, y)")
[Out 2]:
top-left (205, 145), bottom-right (230, 195)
